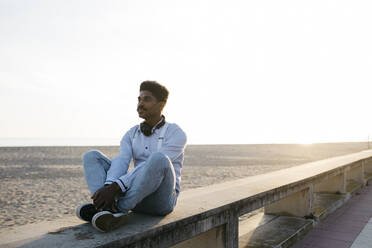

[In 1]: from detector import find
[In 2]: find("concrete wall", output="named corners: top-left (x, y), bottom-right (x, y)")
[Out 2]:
top-left (168, 151), bottom-right (372, 248)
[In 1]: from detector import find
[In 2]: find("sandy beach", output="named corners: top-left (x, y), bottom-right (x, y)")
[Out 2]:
top-left (0, 142), bottom-right (370, 232)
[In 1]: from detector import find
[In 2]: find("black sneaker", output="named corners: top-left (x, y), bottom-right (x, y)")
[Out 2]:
top-left (92, 211), bottom-right (127, 232)
top-left (76, 203), bottom-right (98, 222)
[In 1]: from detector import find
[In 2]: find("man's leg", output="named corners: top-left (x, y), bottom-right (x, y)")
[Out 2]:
top-left (117, 152), bottom-right (178, 215)
top-left (77, 150), bottom-right (112, 222)
top-left (83, 150), bottom-right (111, 196)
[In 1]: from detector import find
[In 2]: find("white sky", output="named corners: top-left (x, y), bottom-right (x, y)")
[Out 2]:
top-left (1, 0), bottom-right (371, 145)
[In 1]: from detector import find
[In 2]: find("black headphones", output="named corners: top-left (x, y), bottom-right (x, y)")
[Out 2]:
top-left (140, 116), bottom-right (166, 136)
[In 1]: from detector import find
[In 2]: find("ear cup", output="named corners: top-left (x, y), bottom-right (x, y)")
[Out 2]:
top-left (140, 122), bottom-right (153, 136)
top-left (140, 116), bottom-right (166, 136)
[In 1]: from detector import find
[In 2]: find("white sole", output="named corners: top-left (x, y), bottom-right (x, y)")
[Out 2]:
top-left (92, 211), bottom-right (125, 232)
top-left (76, 203), bottom-right (91, 221)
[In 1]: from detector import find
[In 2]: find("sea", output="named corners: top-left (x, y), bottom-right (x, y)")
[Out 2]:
top-left (0, 138), bottom-right (120, 147)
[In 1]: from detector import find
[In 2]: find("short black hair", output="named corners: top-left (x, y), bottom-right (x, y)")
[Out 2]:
top-left (140, 81), bottom-right (169, 102)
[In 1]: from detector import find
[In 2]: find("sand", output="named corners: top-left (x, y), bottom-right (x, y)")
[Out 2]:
top-left (0, 143), bottom-right (370, 232)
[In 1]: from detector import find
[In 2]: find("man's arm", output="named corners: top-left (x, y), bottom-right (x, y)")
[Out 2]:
top-left (105, 130), bottom-right (133, 185)
top-left (159, 124), bottom-right (187, 162)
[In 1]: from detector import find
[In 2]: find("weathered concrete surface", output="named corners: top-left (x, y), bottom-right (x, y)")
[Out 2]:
top-left (264, 188), bottom-right (313, 217)
top-left (347, 163), bottom-right (364, 184)
top-left (346, 179), bottom-right (363, 194)
top-left (364, 158), bottom-right (372, 173)
top-left (239, 213), bottom-right (276, 236)
top-left (172, 225), bottom-right (225, 248)
top-left (0, 216), bottom-right (85, 247)
top-left (239, 215), bottom-right (313, 248)
top-left (1, 150), bottom-right (372, 248)
top-left (0, 210), bottom-right (232, 248)
top-left (314, 173), bottom-right (346, 194)
top-left (313, 193), bottom-right (345, 221)
top-left (365, 172), bottom-right (372, 182)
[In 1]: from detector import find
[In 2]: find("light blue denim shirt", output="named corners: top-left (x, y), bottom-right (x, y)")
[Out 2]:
top-left (105, 122), bottom-right (187, 193)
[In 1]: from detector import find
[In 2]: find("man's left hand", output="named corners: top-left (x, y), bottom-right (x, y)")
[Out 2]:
top-left (91, 183), bottom-right (121, 211)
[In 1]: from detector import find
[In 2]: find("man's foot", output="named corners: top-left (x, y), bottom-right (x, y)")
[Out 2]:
top-left (76, 203), bottom-right (98, 222)
top-left (92, 211), bottom-right (126, 232)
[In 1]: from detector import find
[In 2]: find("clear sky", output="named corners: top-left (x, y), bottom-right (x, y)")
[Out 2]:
top-left (1, 0), bottom-right (371, 146)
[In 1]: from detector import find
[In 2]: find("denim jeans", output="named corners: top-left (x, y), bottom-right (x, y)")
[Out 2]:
top-left (83, 150), bottom-right (178, 215)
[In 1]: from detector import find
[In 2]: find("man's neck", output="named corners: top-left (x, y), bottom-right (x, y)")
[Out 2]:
top-left (145, 115), bottom-right (162, 128)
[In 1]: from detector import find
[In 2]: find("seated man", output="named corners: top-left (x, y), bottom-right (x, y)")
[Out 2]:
top-left (76, 81), bottom-right (187, 232)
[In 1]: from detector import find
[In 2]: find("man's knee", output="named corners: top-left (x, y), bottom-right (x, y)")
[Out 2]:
top-left (83, 150), bottom-right (101, 163)
top-left (148, 152), bottom-right (170, 167)
top-left (158, 206), bottom-right (175, 216)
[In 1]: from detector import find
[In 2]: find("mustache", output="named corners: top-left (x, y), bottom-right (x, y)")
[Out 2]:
top-left (137, 107), bottom-right (146, 111)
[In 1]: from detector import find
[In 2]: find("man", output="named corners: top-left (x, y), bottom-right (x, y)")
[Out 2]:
top-left (76, 81), bottom-right (187, 232)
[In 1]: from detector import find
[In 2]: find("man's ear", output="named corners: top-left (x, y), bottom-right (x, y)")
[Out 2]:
top-left (159, 101), bottom-right (166, 111)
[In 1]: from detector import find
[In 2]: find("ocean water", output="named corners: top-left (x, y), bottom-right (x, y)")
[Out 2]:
top-left (0, 138), bottom-right (120, 147)
top-left (2, 138), bottom-right (370, 148)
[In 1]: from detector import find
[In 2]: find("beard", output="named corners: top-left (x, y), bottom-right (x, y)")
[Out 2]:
top-left (137, 107), bottom-right (148, 119)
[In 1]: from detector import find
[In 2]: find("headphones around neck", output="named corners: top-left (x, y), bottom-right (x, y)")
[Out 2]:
top-left (140, 116), bottom-right (166, 136)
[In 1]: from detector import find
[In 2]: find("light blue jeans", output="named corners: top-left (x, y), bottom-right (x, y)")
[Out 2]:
top-left (83, 150), bottom-right (178, 216)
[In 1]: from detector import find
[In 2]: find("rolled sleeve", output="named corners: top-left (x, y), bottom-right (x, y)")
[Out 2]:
top-left (115, 162), bottom-right (145, 191)
top-left (115, 178), bottom-right (128, 192)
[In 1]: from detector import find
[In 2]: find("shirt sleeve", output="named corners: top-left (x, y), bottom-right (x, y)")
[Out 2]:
top-left (105, 129), bottom-right (133, 187)
top-left (115, 162), bottom-right (144, 192)
top-left (159, 125), bottom-right (187, 162)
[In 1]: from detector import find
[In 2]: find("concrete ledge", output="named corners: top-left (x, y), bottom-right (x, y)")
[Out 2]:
top-left (239, 214), bottom-right (313, 248)
top-left (365, 172), bottom-right (372, 183)
top-left (313, 193), bottom-right (346, 221)
top-left (346, 179), bottom-right (363, 194)
top-left (1, 150), bottom-right (372, 248)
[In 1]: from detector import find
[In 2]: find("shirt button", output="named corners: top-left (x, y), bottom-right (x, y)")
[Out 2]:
top-left (145, 147), bottom-right (148, 149)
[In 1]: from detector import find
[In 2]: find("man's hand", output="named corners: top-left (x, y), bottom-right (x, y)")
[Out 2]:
top-left (91, 183), bottom-right (121, 211)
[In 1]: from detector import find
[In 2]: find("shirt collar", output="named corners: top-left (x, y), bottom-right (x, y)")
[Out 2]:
top-left (151, 115), bottom-right (165, 133)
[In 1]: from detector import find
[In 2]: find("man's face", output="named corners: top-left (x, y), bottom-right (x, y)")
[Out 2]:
top-left (137, 90), bottom-right (164, 120)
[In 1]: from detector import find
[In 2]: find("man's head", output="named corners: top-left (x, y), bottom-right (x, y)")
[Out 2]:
top-left (137, 81), bottom-right (169, 121)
